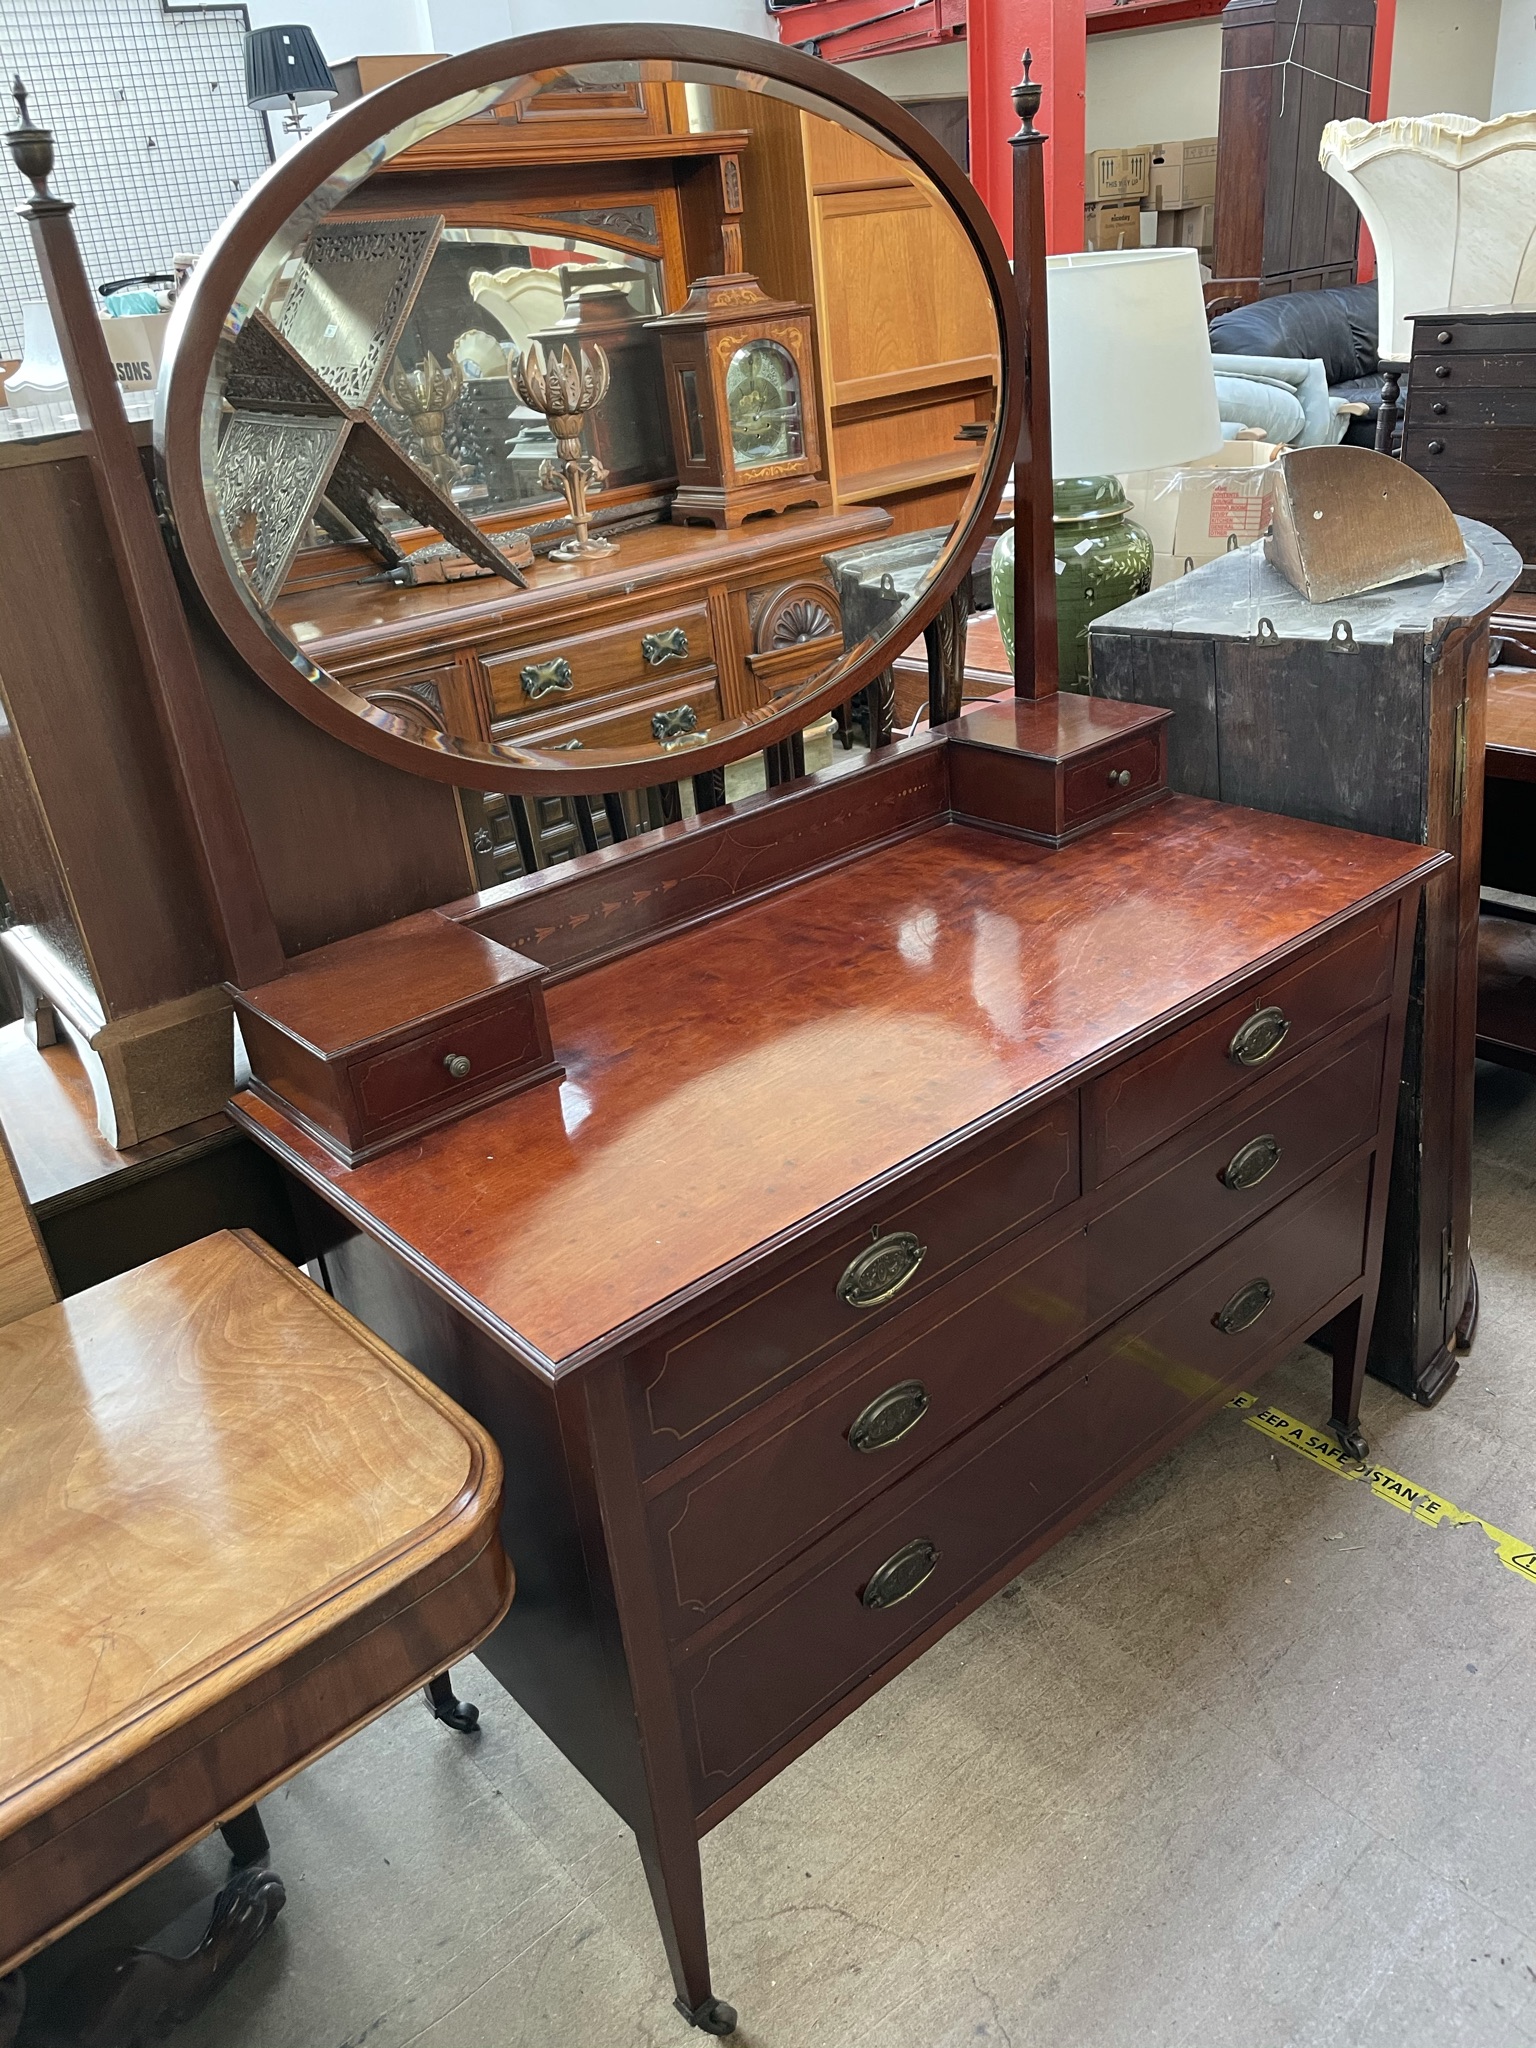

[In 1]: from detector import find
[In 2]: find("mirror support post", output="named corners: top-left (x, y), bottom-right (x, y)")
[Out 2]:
top-left (1009, 55), bottom-right (1059, 701)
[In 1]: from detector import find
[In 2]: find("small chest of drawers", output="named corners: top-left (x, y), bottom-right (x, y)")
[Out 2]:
top-left (1402, 307), bottom-right (1536, 589)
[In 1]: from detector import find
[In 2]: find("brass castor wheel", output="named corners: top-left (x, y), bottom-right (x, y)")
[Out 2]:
top-left (676, 1994), bottom-right (737, 2035)
top-left (1332, 1419), bottom-right (1369, 1464)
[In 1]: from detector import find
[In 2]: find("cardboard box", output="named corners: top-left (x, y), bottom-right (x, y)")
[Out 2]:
top-left (1084, 202), bottom-right (1144, 252)
top-left (1085, 146), bottom-right (1151, 203)
top-left (1154, 201), bottom-right (1215, 253)
top-left (1121, 443), bottom-right (1280, 585)
top-left (1147, 137), bottom-right (1218, 210)
top-left (100, 310), bottom-right (170, 393)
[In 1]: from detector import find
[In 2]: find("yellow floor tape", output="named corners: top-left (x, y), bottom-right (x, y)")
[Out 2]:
top-left (1230, 1392), bottom-right (1536, 1589)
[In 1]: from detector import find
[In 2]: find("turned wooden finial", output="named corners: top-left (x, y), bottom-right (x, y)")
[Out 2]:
top-left (7, 77), bottom-right (66, 211)
top-left (1012, 50), bottom-right (1043, 138)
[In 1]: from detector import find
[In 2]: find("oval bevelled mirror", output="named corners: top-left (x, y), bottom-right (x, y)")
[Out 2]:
top-left (156, 27), bottom-right (1018, 795)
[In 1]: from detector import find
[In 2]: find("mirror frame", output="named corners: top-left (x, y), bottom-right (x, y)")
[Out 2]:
top-left (155, 23), bottom-right (1023, 795)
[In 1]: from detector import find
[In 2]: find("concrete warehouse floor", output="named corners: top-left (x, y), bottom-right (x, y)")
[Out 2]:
top-left (24, 1061), bottom-right (1536, 2048)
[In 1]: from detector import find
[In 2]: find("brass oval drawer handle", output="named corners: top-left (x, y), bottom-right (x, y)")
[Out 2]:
top-left (443, 1053), bottom-right (472, 1081)
top-left (1108, 766), bottom-right (1133, 789)
top-left (643, 626), bottom-right (690, 666)
top-left (861, 1537), bottom-right (939, 1610)
top-left (521, 657), bottom-right (573, 700)
top-left (1221, 1133), bottom-right (1281, 1191)
top-left (838, 1229), bottom-right (927, 1311)
top-left (1213, 1277), bottom-right (1274, 1335)
top-left (1228, 1005), bottom-right (1289, 1067)
top-left (848, 1379), bottom-right (930, 1454)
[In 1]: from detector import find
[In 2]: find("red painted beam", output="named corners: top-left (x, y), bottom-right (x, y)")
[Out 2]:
top-left (776, 0), bottom-right (1217, 55)
top-left (969, 0), bottom-right (1086, 259)
top-left (814, 3), bottom-right (964, 62)
top-left (770, 0), bottom-right (952, 47)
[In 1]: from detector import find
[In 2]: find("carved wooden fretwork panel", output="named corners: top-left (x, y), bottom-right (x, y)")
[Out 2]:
top-left (277, 216), bottom-right (444, 410)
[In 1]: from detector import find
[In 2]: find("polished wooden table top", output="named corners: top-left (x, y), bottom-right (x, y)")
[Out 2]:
top-left (237, 798), bottom-right (1435, 1369)
top-left (0, 1230), bottom-right (495, 1839)
top-left (276, 504), bottom-right (891, 668)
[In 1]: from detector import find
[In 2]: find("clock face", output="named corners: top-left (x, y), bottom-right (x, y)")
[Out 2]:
top-left (725, 339), bottom-right (805, 470)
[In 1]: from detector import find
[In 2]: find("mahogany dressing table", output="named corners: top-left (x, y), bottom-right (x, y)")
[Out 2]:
top-left (137, 31), bottom-right (1442, 2034)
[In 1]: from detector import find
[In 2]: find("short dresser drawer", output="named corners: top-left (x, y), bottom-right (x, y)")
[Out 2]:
top-left (1084, 901), bottom-right (1396, 1184)
top-left (1063, 731), bottom-right (1163, 825)
top-left (630, 1098), bottom-right (1079, 1472)
top-left (675, 1151), bottom-right (1372, 1808)
top-left (486, 603), bottom-right (714, 725)
top-left (1086, 1014), bottom-right (1388, 1317)
top-left (648, 1215), bottom-right (1088, 1635)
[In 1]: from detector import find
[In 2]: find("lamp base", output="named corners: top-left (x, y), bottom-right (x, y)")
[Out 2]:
top-left (992, 476), bottom-right (1154, 693)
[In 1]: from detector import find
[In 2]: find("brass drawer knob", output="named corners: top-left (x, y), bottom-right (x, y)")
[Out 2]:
top-left (838, 1229), bottom-right (927, 1310)
top-left (1108, 766), bottom-right (1133, 789)
top-left (1427, 440), bottom-right (1445, 455)
top-left (443, 1053), bottom-right (472, 1081)
top-left (1435, 364), bottom-right (1452, 379)
top-left (1432, 401), bottom-right (1447, 415)
top-left (521, 656), bottom-right (574, 700)
top-left (1228, 1005), bottom-right (1289, 1067)
top-left (848, 1379), bottom-right (930, 1454)
top-left (643, 626), bottom-right (690, 666)
top-left (861, 1537), bottom-right (939, 1610)
top-left (1213, 1277), bottom-right (1275, 1335)
top-left (1221, 1133), bottom-right (1282, 1191)
top-left (1437, 328), bottom-right (1453, 344)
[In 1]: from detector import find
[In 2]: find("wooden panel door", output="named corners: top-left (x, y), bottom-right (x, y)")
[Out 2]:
top-left (1213, 0), bottom-right (1374, 300)
top-left (800, 115), bottom-right (1001, 531)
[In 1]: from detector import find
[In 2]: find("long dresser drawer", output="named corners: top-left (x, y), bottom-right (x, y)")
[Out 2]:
top-left (1086, 1013), bottom-right (1388, 1316)
top-left (484, 603), bottom-right (714, 726)
top-left (647, 1215), bottom-right (1088, 1636)
top-left (629, 1098), bottom-right (1078, 1473)
top-left (675, 1151), bottom-right (1373, 1808)
top-left (1083, 902), bottom-right (1395, 1184)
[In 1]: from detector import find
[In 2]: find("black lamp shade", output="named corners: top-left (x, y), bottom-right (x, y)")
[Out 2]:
top-left (245, 25), bottom-right (337, 112)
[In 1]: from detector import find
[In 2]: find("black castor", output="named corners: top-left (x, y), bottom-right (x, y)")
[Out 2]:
top-left (676, 1993), bottom-right (737, 2035)
top-left (1331, 1419), bottom-right (1369, 1464)
top-left (424, 1671), bottom-right (479, 1732)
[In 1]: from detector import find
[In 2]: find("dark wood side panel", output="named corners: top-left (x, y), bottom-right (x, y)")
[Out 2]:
top-left (0, 449), bottom-right (222, 1013)
top-left (312, 1219), bottom-right (646, 1829)
top-left (1090, 628), bottom-right (1220, 798)
top-left (185, 602), bottom-right (474, 960)
top-left (1214, 634), bottom-right (1428, 846)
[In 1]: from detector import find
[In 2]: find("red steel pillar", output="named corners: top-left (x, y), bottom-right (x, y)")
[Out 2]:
top-left (968, 0), bottom-right (1086, 257)
top-left (1358, 0), bottom-right (1396, 282)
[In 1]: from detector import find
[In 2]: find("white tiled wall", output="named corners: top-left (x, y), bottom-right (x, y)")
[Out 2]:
top-left (0, 0), bottom-right (271, 357)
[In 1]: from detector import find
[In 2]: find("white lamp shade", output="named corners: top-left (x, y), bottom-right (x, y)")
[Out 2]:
top-left (1046, 248), bottom-right (1222, 477)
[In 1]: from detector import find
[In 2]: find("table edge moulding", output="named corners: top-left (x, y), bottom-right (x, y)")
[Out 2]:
top-left (16, 29), bottom-right (1451, 2041)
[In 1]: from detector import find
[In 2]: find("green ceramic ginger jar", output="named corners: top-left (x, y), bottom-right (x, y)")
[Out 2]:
top-left (991, 475), bottom-right (1154, 693)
